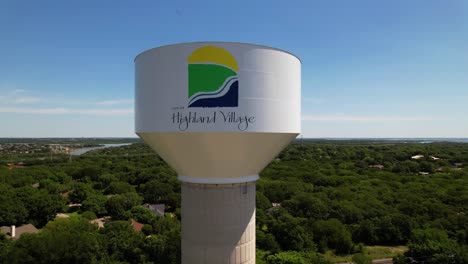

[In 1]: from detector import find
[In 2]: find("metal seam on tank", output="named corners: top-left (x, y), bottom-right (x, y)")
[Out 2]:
top-left (178, 175), bottom-right (259, 184)
top-left (182, 181), bottom-right (255, 188)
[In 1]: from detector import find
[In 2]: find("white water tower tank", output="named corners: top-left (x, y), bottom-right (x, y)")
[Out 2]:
top-left (135, 42), bottom-right (301, 264)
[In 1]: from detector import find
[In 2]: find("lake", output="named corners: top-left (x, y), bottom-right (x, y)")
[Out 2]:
top-left (70, 143), bottom-right (132, 156)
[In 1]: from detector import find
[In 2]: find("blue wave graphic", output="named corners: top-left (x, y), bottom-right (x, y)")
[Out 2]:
top-left (188, 80), bottom-right (238, 108)
top-left (188, 76), bottom-right (238, 106)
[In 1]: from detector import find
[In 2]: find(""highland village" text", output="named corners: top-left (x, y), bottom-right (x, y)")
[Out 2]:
top-left (172, 111), bottom-right (255, 131)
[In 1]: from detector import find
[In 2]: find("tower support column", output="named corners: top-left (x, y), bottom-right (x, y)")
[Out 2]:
top-left (181, 181), bottom-right (256, 264)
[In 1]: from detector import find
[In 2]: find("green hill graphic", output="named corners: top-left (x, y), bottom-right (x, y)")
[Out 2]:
top-left (188, 64), bottom-right (237, 98)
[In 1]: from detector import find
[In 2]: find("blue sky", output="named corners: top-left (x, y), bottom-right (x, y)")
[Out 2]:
top-left (0, 0), bottom-right (467, 137)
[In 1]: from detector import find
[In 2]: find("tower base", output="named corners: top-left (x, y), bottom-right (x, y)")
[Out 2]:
top-left (181, 181), bottom-right (256, 264)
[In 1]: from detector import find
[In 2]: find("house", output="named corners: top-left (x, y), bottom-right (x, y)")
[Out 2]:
top-left (130, 219), bottom-right (144, 232)
top-left (419, 172), bottom-right (430, 176)
top-left (0, 224), bottom-right (39, 239)
top-left (90, 216), bottom-right (112, 229)
top-left (143, 203), bottom-right (165, 217)
top-left (430, 156), bottom-right (441, 160)
top-left (6, 163), bottom-right (25, 169)
top-left (411, 155), bottom-right (424, 160)
top-left (60, 191), bottom-right (70, 199)
top-left (266, 203), bottom-right (282, 215)
top-left (369, 164), bottom-right (384, 170)
top-left (55, 213), bottom-right (70, 218)
top-left (435, 167), bottom-right (444, 173)
top-left (454, 163), bottom-right (464, 168)
top-left (67, 203), bottom-right (82, 208)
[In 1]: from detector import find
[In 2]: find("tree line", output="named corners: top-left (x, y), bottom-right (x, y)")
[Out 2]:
top-left (0, 141), bottom-right (467, 263)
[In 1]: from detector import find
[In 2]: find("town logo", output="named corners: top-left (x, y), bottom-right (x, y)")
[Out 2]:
top-left (187, 46), bottom-right (239, 108)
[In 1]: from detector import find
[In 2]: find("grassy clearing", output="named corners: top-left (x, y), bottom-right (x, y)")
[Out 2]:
top-left (325, 245), bottom-right (408, 263)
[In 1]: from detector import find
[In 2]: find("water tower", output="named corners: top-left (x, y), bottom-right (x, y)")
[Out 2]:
top-left (135, 42), bottom-right (300, 264)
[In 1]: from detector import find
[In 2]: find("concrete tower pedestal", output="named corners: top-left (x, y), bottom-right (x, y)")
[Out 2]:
top-left (181, 182), bottom-right (256, 264)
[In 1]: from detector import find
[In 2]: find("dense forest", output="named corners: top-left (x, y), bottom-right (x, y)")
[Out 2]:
top-left (0, 141), bottom-right (467, 263)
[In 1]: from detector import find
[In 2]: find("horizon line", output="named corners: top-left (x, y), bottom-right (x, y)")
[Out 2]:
top-left (0, 137), bottom-right (467, 139)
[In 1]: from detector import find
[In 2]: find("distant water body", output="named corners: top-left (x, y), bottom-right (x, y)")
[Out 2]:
top-left (70, 143), bottom-right (131, 156)
top-left (371, 138), bottom-right (468, 143)
top-left (304, 138), bottom-right (468, 144)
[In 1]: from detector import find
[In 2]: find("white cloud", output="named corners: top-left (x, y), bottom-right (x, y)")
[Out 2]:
top-left (302, 115), bottom-right (433, 122)
top-left (11, 89), bottom-right (27, 94)
top-left (14, 97), bottom-right (42, 103)
top-left (0, 107), bottom-right (133, 116)
top-left (0, 89), bottom-right (41, 104)
top-left (95, 99), bottom-right (134, 105)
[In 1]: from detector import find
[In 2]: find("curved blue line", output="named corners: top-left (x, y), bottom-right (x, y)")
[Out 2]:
top-left (188, 76), bottom-right (238, 105)
top-left (189, 76), bottom-right (237, 104)
top-left (189, 80), bottom-right (238, 108)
